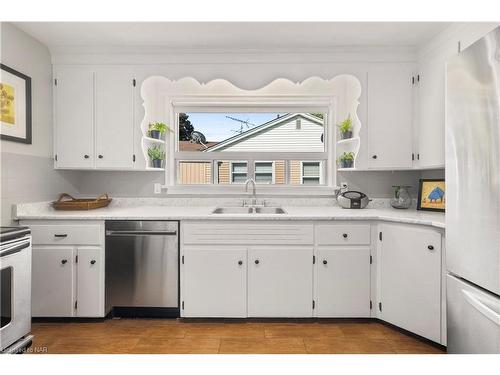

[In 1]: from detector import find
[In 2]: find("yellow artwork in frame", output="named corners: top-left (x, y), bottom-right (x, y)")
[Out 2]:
top-left (417, 179), bottom-right (445, 212)
top-left (0, 63), bottom-right (31, 144)
top-left (0, 82), bottom-right (16, 125)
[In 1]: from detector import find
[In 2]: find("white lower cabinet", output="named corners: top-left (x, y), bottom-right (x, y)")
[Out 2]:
top-left (32, 245), bottom-right (104, 317)
top-left (316, 247), bottom-right (371, 317)
top-left (32, 246), bottom-right (76, 317)
top-left (182, 247), bottom-right (247, 318)
top-left (248, 247), bottom-right (313, 317)
top-left (75, 247), bottom-right (105, 317)
top-left (379, 223), bottom-right (442, 343)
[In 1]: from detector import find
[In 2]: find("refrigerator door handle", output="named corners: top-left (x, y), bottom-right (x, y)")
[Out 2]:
top-left (462, 289), bottom-right (500, 326)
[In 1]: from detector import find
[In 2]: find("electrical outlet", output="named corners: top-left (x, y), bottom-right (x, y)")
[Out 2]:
top-left (154, 183), bottom-right (162, 194)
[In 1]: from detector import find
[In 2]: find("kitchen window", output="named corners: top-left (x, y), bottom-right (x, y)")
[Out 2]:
top-left (173, 111), bottom-right (330, 189)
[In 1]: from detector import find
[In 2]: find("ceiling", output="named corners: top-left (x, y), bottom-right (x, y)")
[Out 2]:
top-left (14, 22), bottom-right (451, 51)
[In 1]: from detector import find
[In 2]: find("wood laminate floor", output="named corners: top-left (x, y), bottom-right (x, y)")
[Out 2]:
top-left (29, 319), bottom-right (446, 354)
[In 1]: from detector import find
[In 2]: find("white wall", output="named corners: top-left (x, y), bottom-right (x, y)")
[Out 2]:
top-left (0, 22), bottom-right (80, 225)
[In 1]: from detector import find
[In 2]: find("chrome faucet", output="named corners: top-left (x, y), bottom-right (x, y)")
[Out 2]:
top-left (244, 178), bottom-right (257, 206)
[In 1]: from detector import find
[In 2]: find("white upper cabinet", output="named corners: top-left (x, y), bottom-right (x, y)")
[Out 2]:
top-left (367, 65), bottom-right (414, 169)
top-left (415, 55), bottom-right (447, 168)
top-left (54, 65), bottom-right (136, 170)
top-left (95, 67), bottom-right (135, 169)
top-left (54, 66), bottom-right (94, 169)
top-left (413, 23), bottom-right (499, 169)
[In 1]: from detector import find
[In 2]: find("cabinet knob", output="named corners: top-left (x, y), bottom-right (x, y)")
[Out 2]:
top-left (254, 259), bottom-right (260, 265)
top-left (323, 260), bottom-right (328, 265)
top-left (98, 155), bottom-right (103, 159)
top-left (90, 260), bottom-right (96, 265)
top-left (238, 260), bottom-right (243, 266)
top-left (342, 233), bottom-right (348, 238)
top-left (428, 245), bottom-right (434, 250)
top-left (61, 259), bottom-right (68, 265)
top-left (84, 154), bottom-right (90, 159)
top-left (372, 155), bottom-right (377, 159)
top-left (54, 234), bottom-right (68, 238)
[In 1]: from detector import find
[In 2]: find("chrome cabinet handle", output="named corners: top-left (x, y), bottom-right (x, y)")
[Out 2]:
top-left (323, 260), bottom-right (328, 265)
top-left (254, 259), bottom-right (260, 265)
top-left (54, 234), bottom-right (68, 238)
top-left (90, 260), bottom-right (96, 265)
top-left (84, 154), bottom-right (90, 159)
top-left (61, 259), bottom-right (68, 265)
top-left (98, 155), bottom-right (103, 159)
top-left (342, 233), bottom-right (348, 238)
top-left (428, 245), bottom-right (434, 250)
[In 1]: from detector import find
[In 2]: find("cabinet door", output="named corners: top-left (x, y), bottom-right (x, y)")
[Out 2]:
top-left (248, 247), bottom-right (313, 317)
top-left (417, 55), bottom-right (446, 168)
top-left (182, 248), bottom-right (247, 317)
top-left (32, 246), bottom-right (76, 317)
top-left (367, 66), bottom-right (413, 169)
top-left (54, 66), bottom-right (94, 168)
top-left (95, 67), bottom-right (135, 169)
top-left (379, 224), bottom-right (442, 342)
top-left (316, 247), bottom-right (371, 317)
top-left (76, 247), bottom-right (104, 317)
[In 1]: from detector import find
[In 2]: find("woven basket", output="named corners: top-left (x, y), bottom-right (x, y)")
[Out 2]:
top-left (52, 193), bottom-right (112, 211)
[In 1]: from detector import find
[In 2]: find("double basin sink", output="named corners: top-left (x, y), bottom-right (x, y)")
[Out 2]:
top-left (212, 206), bottom-right (286, 215)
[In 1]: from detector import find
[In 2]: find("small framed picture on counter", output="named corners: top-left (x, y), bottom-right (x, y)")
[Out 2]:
top-left (417, 179), bottom-right (445, 212)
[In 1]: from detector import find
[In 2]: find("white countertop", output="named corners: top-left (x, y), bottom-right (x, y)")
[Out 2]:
top-left (15, 202), bottom-right (445, 229)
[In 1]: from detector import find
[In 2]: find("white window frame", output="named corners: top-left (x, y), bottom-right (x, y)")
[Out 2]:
top-left (300, 160), bottom-right (323, 185)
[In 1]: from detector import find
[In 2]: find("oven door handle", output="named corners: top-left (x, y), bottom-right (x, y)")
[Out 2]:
top-left (0, 240), bottom-right (30, 258)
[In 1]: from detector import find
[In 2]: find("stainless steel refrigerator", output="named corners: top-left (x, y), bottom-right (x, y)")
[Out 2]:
top-left (446, 26), bottom-right (500, 354)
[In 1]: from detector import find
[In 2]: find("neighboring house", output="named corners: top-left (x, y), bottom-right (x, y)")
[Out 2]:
top-left (178, 113), bottom-right (324, 185)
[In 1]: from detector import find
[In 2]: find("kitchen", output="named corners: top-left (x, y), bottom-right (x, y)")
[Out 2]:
top-left (0, 3), bottom-right (499, 372)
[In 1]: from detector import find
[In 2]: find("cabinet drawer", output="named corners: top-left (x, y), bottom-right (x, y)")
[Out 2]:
top-left (315, 224), bottom-right (371, 245)
top-left (30, 225), bottom-right (102, 245)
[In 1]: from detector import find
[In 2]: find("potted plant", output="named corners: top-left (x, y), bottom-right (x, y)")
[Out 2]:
top-left (148, 122), bottom-right (170, 140)
top-left (337, 115), bottom-right (353, 140)
top-left (338, 152), bottom-right (355, 168)
top-left (148, 145), bottom-right (165, 168)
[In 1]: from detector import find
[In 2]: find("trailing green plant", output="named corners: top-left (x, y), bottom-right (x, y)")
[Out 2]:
top-left (148, 122), bottom-right (171, 135)
top-left (338, 151), bottom-right (355, 163)
top-left (147, 145), bottom-right (165, 160)
top-left (337, 115), bottom-right (352, 133)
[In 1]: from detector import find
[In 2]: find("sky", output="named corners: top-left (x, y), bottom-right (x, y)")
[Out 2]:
top-left (183, 113), bottom-right (285, 142)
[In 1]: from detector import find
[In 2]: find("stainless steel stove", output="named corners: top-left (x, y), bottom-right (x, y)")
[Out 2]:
top-left (1, 226), bottom-right (33, 354)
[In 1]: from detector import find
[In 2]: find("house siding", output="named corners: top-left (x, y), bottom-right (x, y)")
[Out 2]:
top-left (214, 116), bottom-right (324, 153)
top-left (178, 161), bottom-right (212, 184)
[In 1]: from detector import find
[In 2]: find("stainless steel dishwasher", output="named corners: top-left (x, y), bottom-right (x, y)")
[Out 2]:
top-left (105, 221), bottom-right (179, 317)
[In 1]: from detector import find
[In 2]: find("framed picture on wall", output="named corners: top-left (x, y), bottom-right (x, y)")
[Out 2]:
top-left (0, 63), bottom-right (32, 144)
top-left (417, 179), bottom-right (445, 212)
